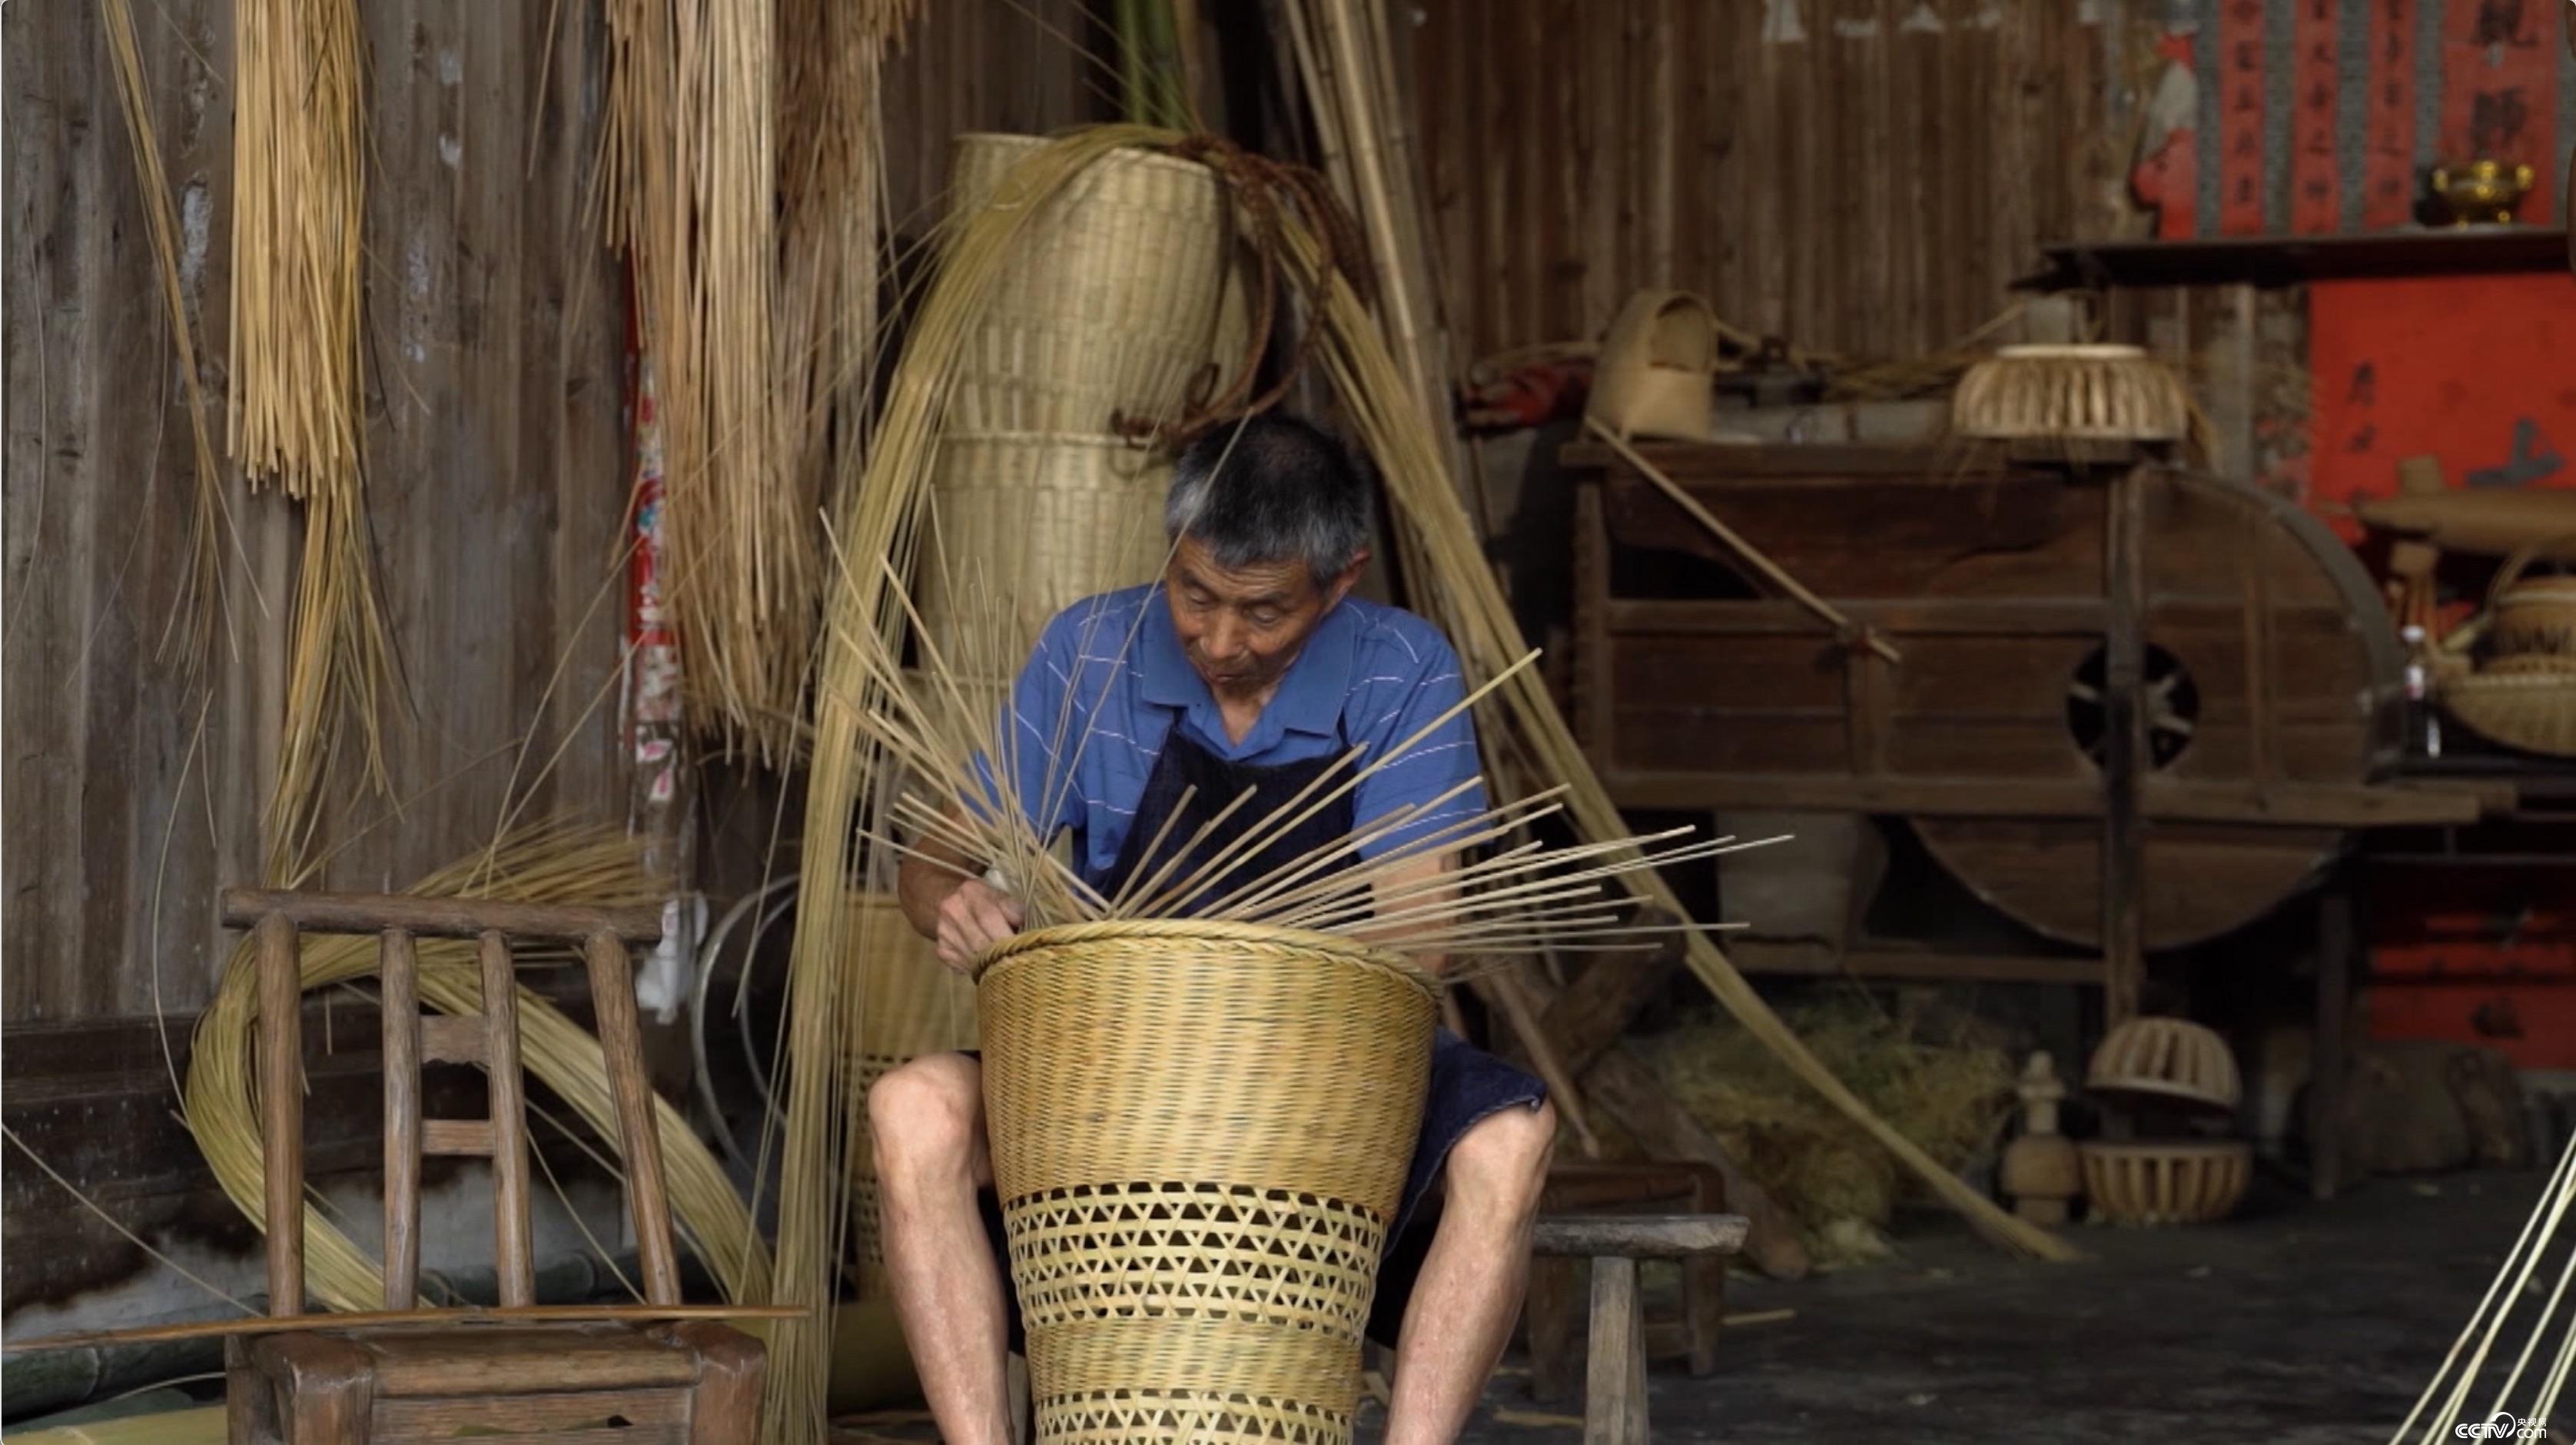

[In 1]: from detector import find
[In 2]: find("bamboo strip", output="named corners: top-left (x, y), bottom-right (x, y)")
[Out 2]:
top-left (1, 1304), bottom-right (809, 1357)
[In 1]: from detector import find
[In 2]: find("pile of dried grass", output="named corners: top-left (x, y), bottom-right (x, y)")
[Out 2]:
top-left (1637, 992), bottom-right (2017, 1265)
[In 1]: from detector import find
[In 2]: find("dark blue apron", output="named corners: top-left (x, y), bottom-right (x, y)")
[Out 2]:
top-left (972, 716), bottom-right (1547, 1347)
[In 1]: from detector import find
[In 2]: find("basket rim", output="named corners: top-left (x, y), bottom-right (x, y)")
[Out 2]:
top-left (2076, 1139), bottom-right (2252, 1159)
top-left (974, 917), bottom-right (1439, 998)
top-left (954, 130), bottom-right (1220, 184)
top-left (1990, 344), bottom-right (2153, 360)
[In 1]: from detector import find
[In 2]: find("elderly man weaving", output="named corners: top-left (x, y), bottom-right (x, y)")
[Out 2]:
top-left (871, 414), bottom-right (1555, 1445)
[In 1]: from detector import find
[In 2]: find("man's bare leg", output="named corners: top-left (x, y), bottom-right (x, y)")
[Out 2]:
top-left (1383, 1101), bottom-right (1558, 1445)
top-left (870, 1052), bottom-right (1012, 1445)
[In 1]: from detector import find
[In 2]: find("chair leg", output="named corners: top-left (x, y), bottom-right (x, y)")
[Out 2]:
top-left (1583, 1255), bottom-right (1647, 1445)
top-left (255, 1335), bottom-right (377, 1445)
top-left (1525, 1254), bottom-right (1582, 1402)
top-left (659, 1322), bottom-right (766, 1445)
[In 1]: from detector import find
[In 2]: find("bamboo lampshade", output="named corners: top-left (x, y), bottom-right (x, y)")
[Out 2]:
top-left (975, 920), bottom-right (1438, 1445)
top-left (944, 133), bottom-right (1244, 437)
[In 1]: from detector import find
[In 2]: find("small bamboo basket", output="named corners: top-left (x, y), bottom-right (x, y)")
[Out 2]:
top-left (1950, 344), bottom-right (2192, 443)
top-left (846, 893), bottom-right (978, 1293)
top-left (976, 920), bottom-right (1439, 1445)
top-left (946, 133), bottom-right (1246, 436)
top-left (2080, 1141), bottom-right (2252, 1226)
top-left (915, 432), bottom-right (1175, 662)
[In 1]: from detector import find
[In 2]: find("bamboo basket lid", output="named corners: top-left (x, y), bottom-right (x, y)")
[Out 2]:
top-left (2086, 1016), bottom-right (2242, 1112)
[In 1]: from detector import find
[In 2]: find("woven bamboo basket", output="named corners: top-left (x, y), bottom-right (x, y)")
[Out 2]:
top-left (1586, 289), bottom-right (1718, 443)
top-left (915, 431), bottom-right (1175, 662)
top-left (2085, 1016), bottom-right (2242, 1113)
top-left (2080, 1141), bottom-right (2251, 1226)
top-left (945, 133), bottom-right (1246, 436)
top-left (2485, 539), bottom-right (2576, 664)
top-left (975, 920), bottom-right (1439, 1445)
top-left (2441, 655), bottom-right (2576, 757)
top-left (1950, 344), bottom-right (2191, 443)
top-left (845, 893), bottom-right (978, 1292)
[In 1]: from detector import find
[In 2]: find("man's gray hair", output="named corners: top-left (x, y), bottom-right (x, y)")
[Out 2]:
top-left (1162, 414), bottom-right (1370, 582)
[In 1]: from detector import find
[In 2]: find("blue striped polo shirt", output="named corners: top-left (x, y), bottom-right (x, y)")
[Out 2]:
top-left (974, 584), bottom-right (1489, 885)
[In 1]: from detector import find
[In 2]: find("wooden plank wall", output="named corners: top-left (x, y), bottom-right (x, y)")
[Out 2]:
top-left (1412, 0), bottom-right (2140, 364)
top-left (1, 1), bottom-right (1110, 1027)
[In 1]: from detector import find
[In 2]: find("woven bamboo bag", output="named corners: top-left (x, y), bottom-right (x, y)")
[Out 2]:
top-left (975, 920), bottom-right (1439, 1445)
top-left (945, 133), bottom-right (1247, 436)
top-left (845, 894), bottom-right (978, 1294)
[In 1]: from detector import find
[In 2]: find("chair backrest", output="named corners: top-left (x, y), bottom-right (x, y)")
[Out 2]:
top-left (220, 889), bottom-right (677, 1315)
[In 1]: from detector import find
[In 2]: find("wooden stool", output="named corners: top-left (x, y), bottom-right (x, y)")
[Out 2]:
top-left (1529, 1214), bottom-right (1748, 1445)
top-left (220, 889), bottom-right (765, 1445)
top-left (1527, 1161), bottom-right (1734, 1400)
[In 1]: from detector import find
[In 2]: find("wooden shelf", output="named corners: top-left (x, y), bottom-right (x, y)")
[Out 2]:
top-left (2017, 227), bottom-right (2571, 291)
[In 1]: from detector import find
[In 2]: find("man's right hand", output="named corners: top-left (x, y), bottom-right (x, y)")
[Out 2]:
top-left (933, 878), bottom-right (1024, 973)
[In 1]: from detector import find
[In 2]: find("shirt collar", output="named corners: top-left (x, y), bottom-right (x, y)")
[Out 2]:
top-left (1137, 586), bottom-right (1359, 746)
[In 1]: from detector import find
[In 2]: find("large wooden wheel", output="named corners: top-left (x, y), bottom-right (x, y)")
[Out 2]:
top-left (1910, 467), bottom-right (2403, 950)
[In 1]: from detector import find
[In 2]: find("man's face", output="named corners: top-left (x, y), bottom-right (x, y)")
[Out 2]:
top-left (1163, 535), bottom-right (1363, 697)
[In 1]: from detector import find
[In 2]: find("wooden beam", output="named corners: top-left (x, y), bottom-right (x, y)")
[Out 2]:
top-left (1562, 440), bottom-right (2008, 478)
top-left (221, 890), bottom-right (664, 945)
top-left (2103, 463), bottom-right (2149, 1026)
top-left (1592, 770), bottom-right (2489, 825)
top-left (2, 1304), bottom-right (812, 1357)
top-left (1725, 941), bottom-right (2104, 986)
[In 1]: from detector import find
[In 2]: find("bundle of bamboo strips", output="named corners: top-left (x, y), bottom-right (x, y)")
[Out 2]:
top-left (181, 824), bottom-right (772, 1315)
top-left (598, 0), bottom-right (912, 764)
top-left (101, 0), bottom-right (247, 678)
top-left (228, 0), bottom-right (396, 884)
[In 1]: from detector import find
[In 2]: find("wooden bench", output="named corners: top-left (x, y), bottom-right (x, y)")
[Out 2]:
top-left (1529, 1214), bottom-right (1750, 1445)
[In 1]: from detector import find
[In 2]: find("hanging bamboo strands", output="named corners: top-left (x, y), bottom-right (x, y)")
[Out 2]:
top-left (101, 0), bottom-right (251, 678)
top-left (181, 823), bottom-right (772, 1317)
top-left (229, 0), bottom-right (395, 884)
top-left (599, 0), bottom-right (912, 766)
top-left (2388, 1135), bottom-right (2576, 1445)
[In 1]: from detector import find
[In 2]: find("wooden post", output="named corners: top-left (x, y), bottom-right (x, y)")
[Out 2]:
top-left (584, 930), bottom-right (684, 1305)
top-left (2101, 463), bottom-right (2149, 1026)
top-left (380, 928), bottom-right (423, 1310)
top-left (2312, 873), bottom-right (2355, 1201)
top-left (1584, 1255), bottom-right (1648, 1445)
top-left (254, 912), bottom-right (305, 1317)
top-left (480, 931), bottom-right (537, 1307)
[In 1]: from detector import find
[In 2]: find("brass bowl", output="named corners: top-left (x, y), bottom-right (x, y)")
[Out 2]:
top-left (2432, 158), bottom-right (2535, 227)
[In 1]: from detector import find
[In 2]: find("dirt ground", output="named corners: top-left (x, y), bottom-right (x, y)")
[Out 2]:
top-left (1436, 1167), bottom-right (2553, 1445)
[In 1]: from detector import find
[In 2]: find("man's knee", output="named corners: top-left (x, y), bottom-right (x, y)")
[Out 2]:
top-left (868, 1053), bottom-right (982, 1180)
top-left (1445, 1100), bottom-right (1557, 1215)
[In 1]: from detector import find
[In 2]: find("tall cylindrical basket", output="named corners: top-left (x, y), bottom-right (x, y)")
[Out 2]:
top-left (976, 920), bottom-right (1439, 1445)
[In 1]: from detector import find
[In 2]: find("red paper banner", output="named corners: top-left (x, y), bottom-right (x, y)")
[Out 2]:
top-left (2438, 0), bottom-right (2559, 224)
top-left (2289, 0), bottom-right (2342, 233)
top-left (2362, 0), bottom-right (2419, 228)
top-left (2218, 0), bottom-right (2269, 235)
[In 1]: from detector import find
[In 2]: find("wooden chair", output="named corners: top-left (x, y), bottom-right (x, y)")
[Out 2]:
top-left (1529, 1212), bottom-right (1748, 1445)
top-left (219, 889), bottom-right (765, 1445)
top-left (1526, 1161), bottom-right (1734, 1400)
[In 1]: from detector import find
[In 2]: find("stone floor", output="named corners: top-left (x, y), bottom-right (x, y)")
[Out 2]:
top-left (1435, 1167), bottom-right (2555, 1444)
top-left (825, 1165), bottom-right (2557, 1444)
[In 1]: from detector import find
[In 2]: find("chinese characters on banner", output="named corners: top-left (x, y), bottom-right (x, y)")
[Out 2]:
top-left (2218, 0), bottom-right (2268, 235)
top-left (2362, 0), bottom-right (2418, 227)
top-left (2290, 0), bottom-right (2340, 232)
